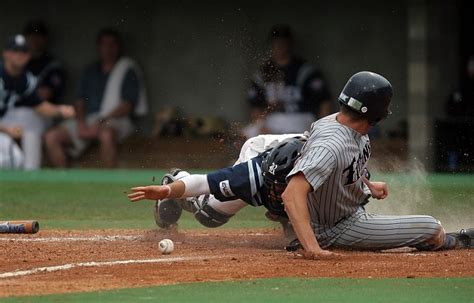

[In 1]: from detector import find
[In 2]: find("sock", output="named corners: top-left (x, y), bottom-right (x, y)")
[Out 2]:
top-left (441, 234), bottom-right (458, 250)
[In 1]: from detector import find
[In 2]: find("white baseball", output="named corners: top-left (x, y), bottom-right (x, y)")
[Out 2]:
top-left (158, 239), bottom-right (174, 254)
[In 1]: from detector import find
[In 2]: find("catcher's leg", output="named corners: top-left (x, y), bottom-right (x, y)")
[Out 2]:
top-left (155, 169), bottom-right (247, 228)
top-left (193, 195), bottom-right (247, 228)
top-left (153, 169), bottom-right (186, 228)
top-left (330, 212), bottom-right (448, 251)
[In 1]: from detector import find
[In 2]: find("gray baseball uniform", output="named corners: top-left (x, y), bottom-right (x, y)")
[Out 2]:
top-left (288, 113), bottom-right (443, 250)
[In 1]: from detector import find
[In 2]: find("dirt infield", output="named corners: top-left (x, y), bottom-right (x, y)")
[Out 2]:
top-left (0, 228), bottom-right (472, 297)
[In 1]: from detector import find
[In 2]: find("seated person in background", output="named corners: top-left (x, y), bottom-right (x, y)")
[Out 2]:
top-left (442, 55), bottom-right (474, 170)
top-left (1, 20), bottom-right (67, 170)
top-left (2, 21), bottom-right (66, 170)
top-left (0, 35), bottom-right (74, 169)
top-left (242, 24), bottom-right (332, 138)
top-left (45, 28), bottom-right (148, 168)
top-left (446, 55), bottom-right (474, 118)
top-left (24, 20), bottom-right (66, 105)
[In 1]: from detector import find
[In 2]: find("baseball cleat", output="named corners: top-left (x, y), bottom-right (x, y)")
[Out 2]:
top-left (153, 169), bottom-right (186, 228)
top-left (447, 228), bottom-right (473, 249)
top-left (285, 238), bottom-right (302, 252)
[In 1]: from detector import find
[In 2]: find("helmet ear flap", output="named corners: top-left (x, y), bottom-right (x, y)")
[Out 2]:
top-left (338, 71), bottom-right (393, 123)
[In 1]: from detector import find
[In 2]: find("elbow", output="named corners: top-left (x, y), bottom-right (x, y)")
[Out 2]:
top-left (281, 187), bottom-right (291, 205)
top-left (281, 188), bottom-right (295, 212)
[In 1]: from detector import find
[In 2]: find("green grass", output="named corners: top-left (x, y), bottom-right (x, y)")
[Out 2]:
top-left (0, 169), bottom-right (272, 230)
top-left (3, 277), bottom-right (473, 303)
top-left (1, 170), bottom-right (473, 302)
top-left (0, 170), bottom-right (473, 230)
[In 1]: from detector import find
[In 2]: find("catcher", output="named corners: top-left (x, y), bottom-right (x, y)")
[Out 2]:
top-left (128, 135), bottom-right (305, 236)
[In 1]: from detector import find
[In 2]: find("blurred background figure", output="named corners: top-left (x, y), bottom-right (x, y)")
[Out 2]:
top-left (45, 28), bottom-right (148, 168)
top-left (1, 21), bottom-right (67, 170)
top-left (446, 55), bottom-right (474, 118)
top-left (23, 20), bottom-right (65, 105)
top-left (438, 55), bottom-right (474, 171)
top-left (0, 34), bottom-right (74, 169)
top-left (242, 24), bottom-right (332, 138)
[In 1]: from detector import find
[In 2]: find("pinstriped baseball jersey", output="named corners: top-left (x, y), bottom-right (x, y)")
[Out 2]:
top-left (288, 113), bottom-right (371, 230)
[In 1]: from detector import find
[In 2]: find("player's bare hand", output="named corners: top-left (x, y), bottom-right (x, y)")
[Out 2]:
top-left (301, 249), bottom-right (340, 260)
top-left (3, 126), bottom-right (23, 139)
top-left (128, 185), bottom-right (171, 202)
top-left (58, 105), bottom-right (75, 119)
top-left (362, 176), bottom-right (388, 199)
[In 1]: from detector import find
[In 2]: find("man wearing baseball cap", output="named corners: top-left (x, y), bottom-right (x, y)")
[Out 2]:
top-left (0, 34), bottom-right (74, 169)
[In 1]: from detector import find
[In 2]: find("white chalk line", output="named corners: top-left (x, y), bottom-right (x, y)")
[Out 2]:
top-left (0, 255), bottom-right (221, 279)
top-left (0, 232), bottom-right (268, 243)
top-left (0, 235), bottom-right (142, 242)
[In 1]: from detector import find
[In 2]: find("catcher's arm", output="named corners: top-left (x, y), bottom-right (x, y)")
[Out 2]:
top-left (128, 175), bottom-right (210, 202)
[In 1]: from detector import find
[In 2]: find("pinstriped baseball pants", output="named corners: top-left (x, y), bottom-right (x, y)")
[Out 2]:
top-left (316, 208), bottom-right (443, 250)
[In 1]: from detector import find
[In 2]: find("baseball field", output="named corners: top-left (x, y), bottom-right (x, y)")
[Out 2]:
top-left (0, 170), bottom-right (473, 302)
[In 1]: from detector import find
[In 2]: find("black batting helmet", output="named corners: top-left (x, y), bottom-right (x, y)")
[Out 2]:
top-left (338, 71), bottom-right (393, 125)
top-left (261, 137), bottom-right (304, 215)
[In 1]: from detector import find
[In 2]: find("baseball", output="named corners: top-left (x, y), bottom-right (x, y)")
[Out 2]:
top-left (158, 238), bottom-right (174, 254)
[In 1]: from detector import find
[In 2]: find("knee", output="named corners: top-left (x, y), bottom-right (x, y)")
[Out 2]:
top-left (44, 129), bottom-right (61, 147)
top-left (430, 219), bottom-right (445, 243)
top-left (417, 217), bottom-right (446, 251)
top-left (98, 128), bottom-right (117, 146)
top-left (194, 204), bottom-right (232, 228)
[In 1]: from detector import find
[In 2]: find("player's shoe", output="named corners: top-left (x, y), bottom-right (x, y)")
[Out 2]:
top-left (446, 228), bottom-right (473, 249)
top-left (154, 169), bottom-right (187, 228)
top-left (285, 238), bottom-right (302, 252)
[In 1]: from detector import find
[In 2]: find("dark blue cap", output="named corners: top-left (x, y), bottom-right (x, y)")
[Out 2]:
top-left (4, 34), bottom-right (30, 52)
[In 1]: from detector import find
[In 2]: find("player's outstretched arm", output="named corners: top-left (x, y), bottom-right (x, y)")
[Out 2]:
top-left (128, 180), bottom-right (186, 202)
top-left (282, 173), bottom-right (337, 259)
top-left (128, 174), bottom-right (212, 202)
top-left (362, 176), bottom-right (388, 199)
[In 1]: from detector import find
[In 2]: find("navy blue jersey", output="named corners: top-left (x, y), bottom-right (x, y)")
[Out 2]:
top-left (0, 62), bottom-right (42, 118)
top-left (207, 153), bottom-right (268, 206)
top-left (248, 57), bottom-right (331, 116)
top-left (76, 62), bottom-right (139, 115)
top-left (26, 53), bottom-right (66, 104)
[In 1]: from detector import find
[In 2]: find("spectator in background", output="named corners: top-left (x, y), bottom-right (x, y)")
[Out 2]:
top-left (0, 34), bottom-right (74, 169)
top-left (23, 20), bottom-right (65, 104)
top-left (446, 55), bottom-right (474, 118)
top-left (242, 25), bottom-right (332, 138)
top-left (442, 55), bottom-right (474, 171)
top-left (1, 21), bottom-right (66, 170)
top-left (45, 28), bottom-right (148, 168)
top-left (2, 20), bottom-right (68, 170)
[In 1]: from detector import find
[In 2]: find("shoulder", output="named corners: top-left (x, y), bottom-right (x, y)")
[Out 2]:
top-left (306, 115), bottom-right (356, 154)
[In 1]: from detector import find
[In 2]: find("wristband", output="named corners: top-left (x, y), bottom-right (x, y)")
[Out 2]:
top-left (163, 185), bottom-right (171, 198)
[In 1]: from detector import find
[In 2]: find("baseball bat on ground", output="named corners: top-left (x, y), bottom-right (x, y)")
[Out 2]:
top-left (0, 221), bottom-right (40, 234)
